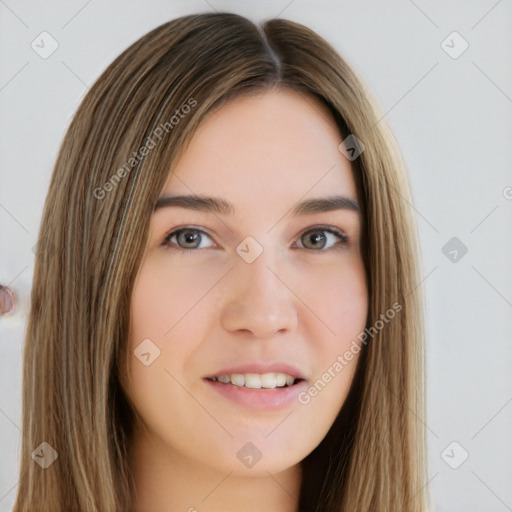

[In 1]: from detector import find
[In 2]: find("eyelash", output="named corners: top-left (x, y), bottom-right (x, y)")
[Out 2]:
top-left (161, 224), bottom-right (349, 253)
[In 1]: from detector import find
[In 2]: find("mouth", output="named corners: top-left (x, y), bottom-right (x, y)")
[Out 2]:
top-left (205, 372), bottom-right (305, 389)
top-left (203, 367), bottom-right (307, 410)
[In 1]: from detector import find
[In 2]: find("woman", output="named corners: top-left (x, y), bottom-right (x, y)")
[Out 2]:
top-left (14, 12), bottom-right (427, 512)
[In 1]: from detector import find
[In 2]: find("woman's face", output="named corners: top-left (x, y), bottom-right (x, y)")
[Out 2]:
top-left (124, 88), bottom-right (368, 477)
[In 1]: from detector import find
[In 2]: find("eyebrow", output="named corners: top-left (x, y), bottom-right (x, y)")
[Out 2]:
top-left (154, 194), bottom-right (360, 215)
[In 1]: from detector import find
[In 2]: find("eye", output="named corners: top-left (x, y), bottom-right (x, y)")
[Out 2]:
top-left (162, 227), bottom-right (215, 251)
top-left (296, 226), bottom-right (348, 251)
top-left (161, 225), bottom-right (349, 253)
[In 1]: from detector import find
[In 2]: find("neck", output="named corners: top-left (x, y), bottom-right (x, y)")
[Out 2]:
top-left (129, 427), bottom-right (302, 512)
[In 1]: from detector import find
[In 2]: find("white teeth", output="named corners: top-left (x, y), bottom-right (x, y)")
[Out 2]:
top-left (244, 374), bottom-right (262, 388)
top-left (260, 373), bottom-right (277, 388)
top-left (211, 372), bottom-right (298, 389)
top-left (230, 374), bottom-right (245, 387)
top-left (275, 373), bottom-right (286, 387)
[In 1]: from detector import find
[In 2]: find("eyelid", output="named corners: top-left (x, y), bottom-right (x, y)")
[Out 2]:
top-left (161, 224), bottom-right (349, 251)
top-left (300, 224), bottom-right (348, 242)
top-left (162, 225), bottom-right (216, 250)
top-left (292, 224), bottom-right (349, 250)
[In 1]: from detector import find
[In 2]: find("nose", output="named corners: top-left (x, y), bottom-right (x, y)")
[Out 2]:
top-left (219, 248), bottom-right (298, 339)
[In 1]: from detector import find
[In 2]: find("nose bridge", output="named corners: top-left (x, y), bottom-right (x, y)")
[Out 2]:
top-left (219, 240), bottom-right (298, 337)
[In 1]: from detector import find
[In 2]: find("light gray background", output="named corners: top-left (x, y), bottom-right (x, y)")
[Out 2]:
top-left (1, 1), bottom-right (511, 511)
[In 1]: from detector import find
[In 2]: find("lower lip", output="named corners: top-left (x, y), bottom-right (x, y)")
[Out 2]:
top-left (204, 379), bottom-right (307, 411)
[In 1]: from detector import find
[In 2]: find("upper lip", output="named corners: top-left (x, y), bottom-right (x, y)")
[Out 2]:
top-left (205, 362), bottom-right (307, 381)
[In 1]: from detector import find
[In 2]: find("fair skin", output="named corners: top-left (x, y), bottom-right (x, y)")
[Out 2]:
top-left (124, 88), bottom-right (368, 512)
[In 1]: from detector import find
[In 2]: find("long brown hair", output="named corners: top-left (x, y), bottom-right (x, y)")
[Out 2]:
top-left (14, 12), bottom-right (427, 511)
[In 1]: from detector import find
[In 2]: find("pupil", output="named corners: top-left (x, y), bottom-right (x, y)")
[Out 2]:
top-left (307, 231), bottom-right (325, 249)
top-left (181, 231), bottom-right (199, 248)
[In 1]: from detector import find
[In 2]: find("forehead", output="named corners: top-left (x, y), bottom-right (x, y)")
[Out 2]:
top-left (162, 88), bottom-right (357, 205)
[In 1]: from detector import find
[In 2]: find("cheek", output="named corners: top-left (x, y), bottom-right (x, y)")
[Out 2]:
top-left (294, 257), bottom-right (367, 415)
top-left (129, 256), bottom-right (220, 344)
top-left (125, 260), bottom-right (219, 441)
top-left (127, 255), bottom-right (228, 412)
top-left (296, 255), bottom-right (368, 342)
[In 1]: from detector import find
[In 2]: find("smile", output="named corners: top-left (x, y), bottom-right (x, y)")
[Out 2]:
top-left (207, 372), bottom-right (300, 389)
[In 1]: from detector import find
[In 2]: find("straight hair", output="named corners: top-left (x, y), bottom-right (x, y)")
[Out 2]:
top-left (14, 12), bottom-right (427, 511)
